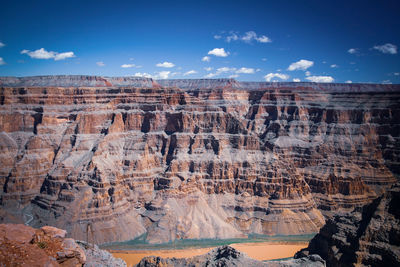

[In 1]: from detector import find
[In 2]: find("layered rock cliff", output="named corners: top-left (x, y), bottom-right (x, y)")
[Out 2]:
top-left (295, 184), bottom-right (400, 266)
top-left (0, 76), bottom-right (399, 244)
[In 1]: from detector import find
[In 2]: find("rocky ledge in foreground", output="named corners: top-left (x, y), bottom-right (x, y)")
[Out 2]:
top-left (136, 245), bottom-right (325, 267)
top-left (0, 223), bottom-right (125, 267)
top-left (295, 184), bottom-right (400, 267)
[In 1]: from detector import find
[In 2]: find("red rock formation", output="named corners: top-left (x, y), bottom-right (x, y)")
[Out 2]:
top-left (0, 223), bottom-right (126, 266)
top-left (0, 224), bottom-right (85, 266)
top-left (0, 76), bottom-right (399, 244)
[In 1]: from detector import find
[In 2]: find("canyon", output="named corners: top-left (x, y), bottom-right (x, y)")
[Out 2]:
top-left (0, 76), bottom-right (399, 245)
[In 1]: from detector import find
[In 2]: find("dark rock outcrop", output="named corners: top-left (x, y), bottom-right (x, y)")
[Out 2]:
top-left (295, 184), bottom-right (400, 266)
top-left (136, 245), bottom-right (326, 267)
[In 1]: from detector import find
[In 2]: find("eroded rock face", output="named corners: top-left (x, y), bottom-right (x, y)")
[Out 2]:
top-left (295, 184), bottom-right (400, 267)
top-left (0, 223), bottom-right (86, 266)
top-left (77, 241), bottom-right (126, 267)
top-left (136, 245), bottom-right (326, 267)
top-left (0, 223), bottom-right (125, 267)
top-left (0, 76), bottom-right (399, 244)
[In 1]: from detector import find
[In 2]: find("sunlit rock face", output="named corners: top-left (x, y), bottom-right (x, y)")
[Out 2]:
top-left (0, 76), bottom-right (399, 244)
top-left (0, 223), bottom-right (126, 266)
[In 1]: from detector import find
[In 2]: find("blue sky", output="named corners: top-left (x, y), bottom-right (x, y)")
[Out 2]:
top-left (0, 0), bottom-right (399, 83)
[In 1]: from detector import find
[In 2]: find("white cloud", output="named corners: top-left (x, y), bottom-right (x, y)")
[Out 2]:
top-left (203, 66), bottom-right (236, 78)
top-left (208, 48), bottom-right (229, 57)
top-left (226, 32), bottom-right (239, 42)
top-left (222, 31), bottom-right (271, 44)
top-left (21, 48), bottom-right (75, 60)
top-left (348, 48), bottom-right (358, 54)
top-left (0, 42), bottom-right (5, 48)
top-left (256, 35), bottom-right (272, 43)
top-left (345, 80), bottom-right (352, 83)
top-left (129, 57), bottom-right (134, 61)
top-left (293, 78), bottom-right (300, 82)
top-left (288, 59), bottom-right (314, 71)
top-left (170, 72), bottom-right (181, 77)
top-left (183, 70), bottom-right (197, 76)
top-left (202, 56), bottom-right (210, 62)
top-left (217, 67), bottom-right (236, 73)
top-left (54, 52), bottom-right (75, 61)
top-left (261, 58), bottom-right (267, 61)
top-left (330, 64), bottom-right (338, 68)
top-left (202, 66), bottom-right (256, 77)
top-left (305, 71), bottom-right (311, 76)
top-left (134, 71), bottom-right (172, 79)
top-left (394, 72), bottom-right (400, 76)
top-left (382, 80), bottom-right (392, 84)
top-left (204, 73), bottom-right (217, 78)
top-left (156, 71), bottom-right (170, 79)
top-left (21, 48), bottom-right (55, 59)
top-left (0, 57), bottom-right (5, 65)
top-left (241, 31), bottom-right (272, 43)
top-left (236, 67), bottom-right (255, 74)
top-left (156, 61), bottom-right (175, 68)
top-left (96, 61), bottom-right (105, 67)
top-left (256, 68), bottom-right (261, 72)
top-left (134, 72), bottom-right (152, 78)
top-left (306, 76), bottom-right (334, 83)
top-left (121, 64), bottom-right (136, 68)
top-left (241, 31), bottom-right (257, 42)
top-left (373, 43), bottom-right (397, 54)
top-left (264, 73), bottom-right (289, 82)
top-left (214, 35), bottom-right (222, 40)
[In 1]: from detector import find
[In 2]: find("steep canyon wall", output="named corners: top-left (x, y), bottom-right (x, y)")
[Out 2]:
top-left (0, 76), bottom-right (398, 244)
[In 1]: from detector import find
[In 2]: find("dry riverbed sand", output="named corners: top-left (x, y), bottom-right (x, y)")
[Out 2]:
top-left (110, 242), bottom-right (308, 266)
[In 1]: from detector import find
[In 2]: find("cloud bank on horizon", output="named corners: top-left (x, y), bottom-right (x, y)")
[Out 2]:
top-left (0, 0), bottom-right (399, 84)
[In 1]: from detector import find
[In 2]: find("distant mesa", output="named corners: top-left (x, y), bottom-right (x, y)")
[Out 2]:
top-left (0, 75), bottom-right (399, 92)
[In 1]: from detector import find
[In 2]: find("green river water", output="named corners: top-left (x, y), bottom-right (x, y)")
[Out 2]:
top-left (101, 233), bottom-right (316, 251)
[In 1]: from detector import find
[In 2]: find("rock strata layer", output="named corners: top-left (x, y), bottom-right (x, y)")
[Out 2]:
top-left (295, 184), bottom-right (400, 266)
top-left (0, 76), bottom-right (399, 244)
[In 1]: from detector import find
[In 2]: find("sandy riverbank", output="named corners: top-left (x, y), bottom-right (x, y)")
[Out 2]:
top-left (110, 242), bottom-right (308, 266)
